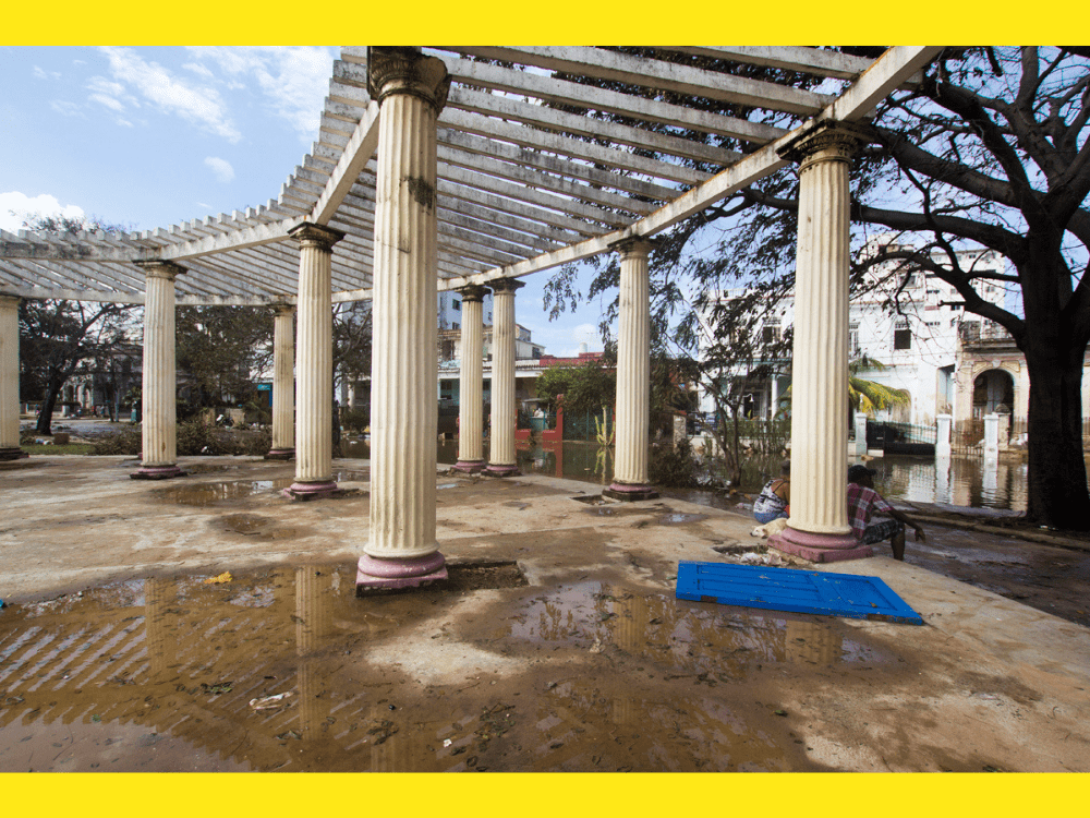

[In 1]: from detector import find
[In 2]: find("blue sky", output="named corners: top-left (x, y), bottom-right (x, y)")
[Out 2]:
top-left (0, 45), bottom-right (606, 357)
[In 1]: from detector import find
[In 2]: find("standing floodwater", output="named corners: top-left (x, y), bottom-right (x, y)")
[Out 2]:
top-left (340, 438), bottom-right (1084, 512)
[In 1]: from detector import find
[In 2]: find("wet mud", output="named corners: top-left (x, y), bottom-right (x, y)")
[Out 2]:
top-left (0, 564), bottom-right (905, 772)
top-left (906, 529), bottom-right (1090, 628)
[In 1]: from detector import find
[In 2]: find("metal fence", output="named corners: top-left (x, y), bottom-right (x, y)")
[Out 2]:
top-left (867, 421), bottom-right (936, 455)
top-left (564, 410), bottom-right (612, 442)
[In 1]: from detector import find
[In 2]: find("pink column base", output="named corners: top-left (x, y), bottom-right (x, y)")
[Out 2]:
top-left (264, 448), bottom-right (295, 461)
top-left (130, 465), bottom-right (185, 480)
top-left (0, 447), bottom-right (28, 461)
top-left (769, 526), bottom-right (873, 563)
top-left (356, 551), bottom-right (448, 592)
top-left (604, 481), bottom-right (659, 502)
top-left (282, 480), bottom-right (339, 500)
top-left (452, 459), bottom-right (485, 474)
top-left (484, 464), bottom-right (521, 478)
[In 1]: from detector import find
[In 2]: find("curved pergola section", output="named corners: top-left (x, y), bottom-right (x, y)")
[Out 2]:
top-left (0, 46), bottom-right (935, 307)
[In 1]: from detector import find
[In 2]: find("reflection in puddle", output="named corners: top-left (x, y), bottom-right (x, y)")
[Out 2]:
top-left (507, 582), bottom-right (887, 673)
top-left (0, 569), bottom-right (892, 772)
top-left (153, 479), bottom-right (295, 506)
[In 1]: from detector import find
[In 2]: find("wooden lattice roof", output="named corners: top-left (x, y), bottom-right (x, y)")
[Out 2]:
top-left (0, 46), bottom-right (939, 306)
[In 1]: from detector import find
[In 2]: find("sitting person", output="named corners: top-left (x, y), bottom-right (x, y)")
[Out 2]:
top-left (847, 464), bottom-right (925, 561)
top-left (753, 460), bottom-right (791, 524)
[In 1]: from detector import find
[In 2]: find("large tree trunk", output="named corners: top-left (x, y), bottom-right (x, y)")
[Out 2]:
top-left (1023, 343), bottom-right (1090, 530)
top-left (1017, 235), bottom-right (1090, 530)
top-left (35, 382), bottom-right (61, 436)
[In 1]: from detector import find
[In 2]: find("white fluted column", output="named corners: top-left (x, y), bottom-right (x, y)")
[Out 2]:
top-left (267, 303), bottom-right (296, 459)
top-left (358, 47), bottom-right (451, 589)
top-left (485, 278), bottom-right (523, 477)
top-left (132, 260), bottom-right (185, 479)
top-left (0, 296), bottom-right (26, 460)
top-left (773, 121), bottom-right (870, 561)
top-left (606, 237), bottom-right (658, 501)
top-left (454, 285), bottom-right (487, 473)
top-left (287, 223), bottom-right (343, 497)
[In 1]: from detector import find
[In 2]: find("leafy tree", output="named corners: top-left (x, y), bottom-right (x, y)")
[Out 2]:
top-left (20, 299), bottom-right (134, 435)
top-left (175, 306), bottom-right (272, 412)
top-left (534, 358), bottom-right (615, 417)
top-left (333, 301), bottom-right (372, 399)
top-left (544, 47), bottom-right (1090, 530)
top-left (683, 288), bottom-right (793, 485)
top-left (16, 215), bottom-right (137, 435)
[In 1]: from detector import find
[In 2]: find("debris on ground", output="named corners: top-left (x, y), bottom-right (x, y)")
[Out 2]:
top-left (203, 572), bottom-right (233, 585)
top-left (250, 692), bottom-right (292, 710)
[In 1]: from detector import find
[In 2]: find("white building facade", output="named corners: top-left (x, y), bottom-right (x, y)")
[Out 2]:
top-left (699, 236), bottom-right (1010, 428)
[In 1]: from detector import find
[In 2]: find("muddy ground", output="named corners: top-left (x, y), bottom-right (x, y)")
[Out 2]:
top-left (1, 455), bottom-right (1088, 772)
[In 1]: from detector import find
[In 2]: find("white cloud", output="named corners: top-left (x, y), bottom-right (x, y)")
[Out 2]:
top-left (187, 46), bottom-right (337, 141)
top-left (99, 46), bottom-right (241, 143)
top-left (204, 156), bottom-right (235, 183)
top-left (50, 100), bottom-right (84, 117)
top-left (182, 62), bottom-right (215, 80)
top-left (0, 192), bottom-right (85, 233)
top-left (89, 93), bottom-right (126, 112)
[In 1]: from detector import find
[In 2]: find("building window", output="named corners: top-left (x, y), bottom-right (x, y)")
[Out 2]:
top-left (452, 300), bottom-right (460, 311)
top-left (894, 320), bottom-right (912, 350)
top-left (761, 318), bottom-right (781, 345)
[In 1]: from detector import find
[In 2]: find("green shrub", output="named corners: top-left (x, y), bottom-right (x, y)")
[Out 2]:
top-left (177, 420), bottom-right (230, 456)
top-left (342, 406), bottom-right (370, 434)
top-left (91, 428), bottom-right (142, 455)
top-left (231, 429), bottom-right (271, 456)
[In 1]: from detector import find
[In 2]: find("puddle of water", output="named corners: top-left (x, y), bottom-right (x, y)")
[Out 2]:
top-left (0, 567), bottom-right (889, 772)
top-left (658, 512), bottom-right (707, 525)
top-left (505, 582), bottom-right (890, 676)
top-left (333, 470), bottom-right (369, 482)
top-left (153, 479), bottom-right (294, 506)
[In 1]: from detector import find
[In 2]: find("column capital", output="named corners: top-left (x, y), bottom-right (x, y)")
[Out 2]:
top-left (0, 294), bottom-right (20, 308)
top-left (455, 284), bottom-right (489, 303)
top-left (488, 278), bottom-right (525, 295)
top-left (777, 120), bottom-right (872, 169)
top-left (133, 259), bottom-right (186, 280)
top-left (367, 47), bottom-right (452, 115)
top-left (289, 222), bottom-right (345, 251)
top-left (271, 301), bottom-right (296, 316)
top-left (608, 235), bottom-right (657, 259)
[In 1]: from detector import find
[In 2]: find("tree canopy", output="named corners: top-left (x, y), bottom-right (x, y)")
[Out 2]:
top-left (17, 215), bottom-right (136, 435)
top-left (175, 305), bottom-right (273, 414)
top-left (534, 358), bottom-right (615, 416)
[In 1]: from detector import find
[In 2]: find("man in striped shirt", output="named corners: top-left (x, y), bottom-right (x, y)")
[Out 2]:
top-left (847, 464), bottom-right (926, 561)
